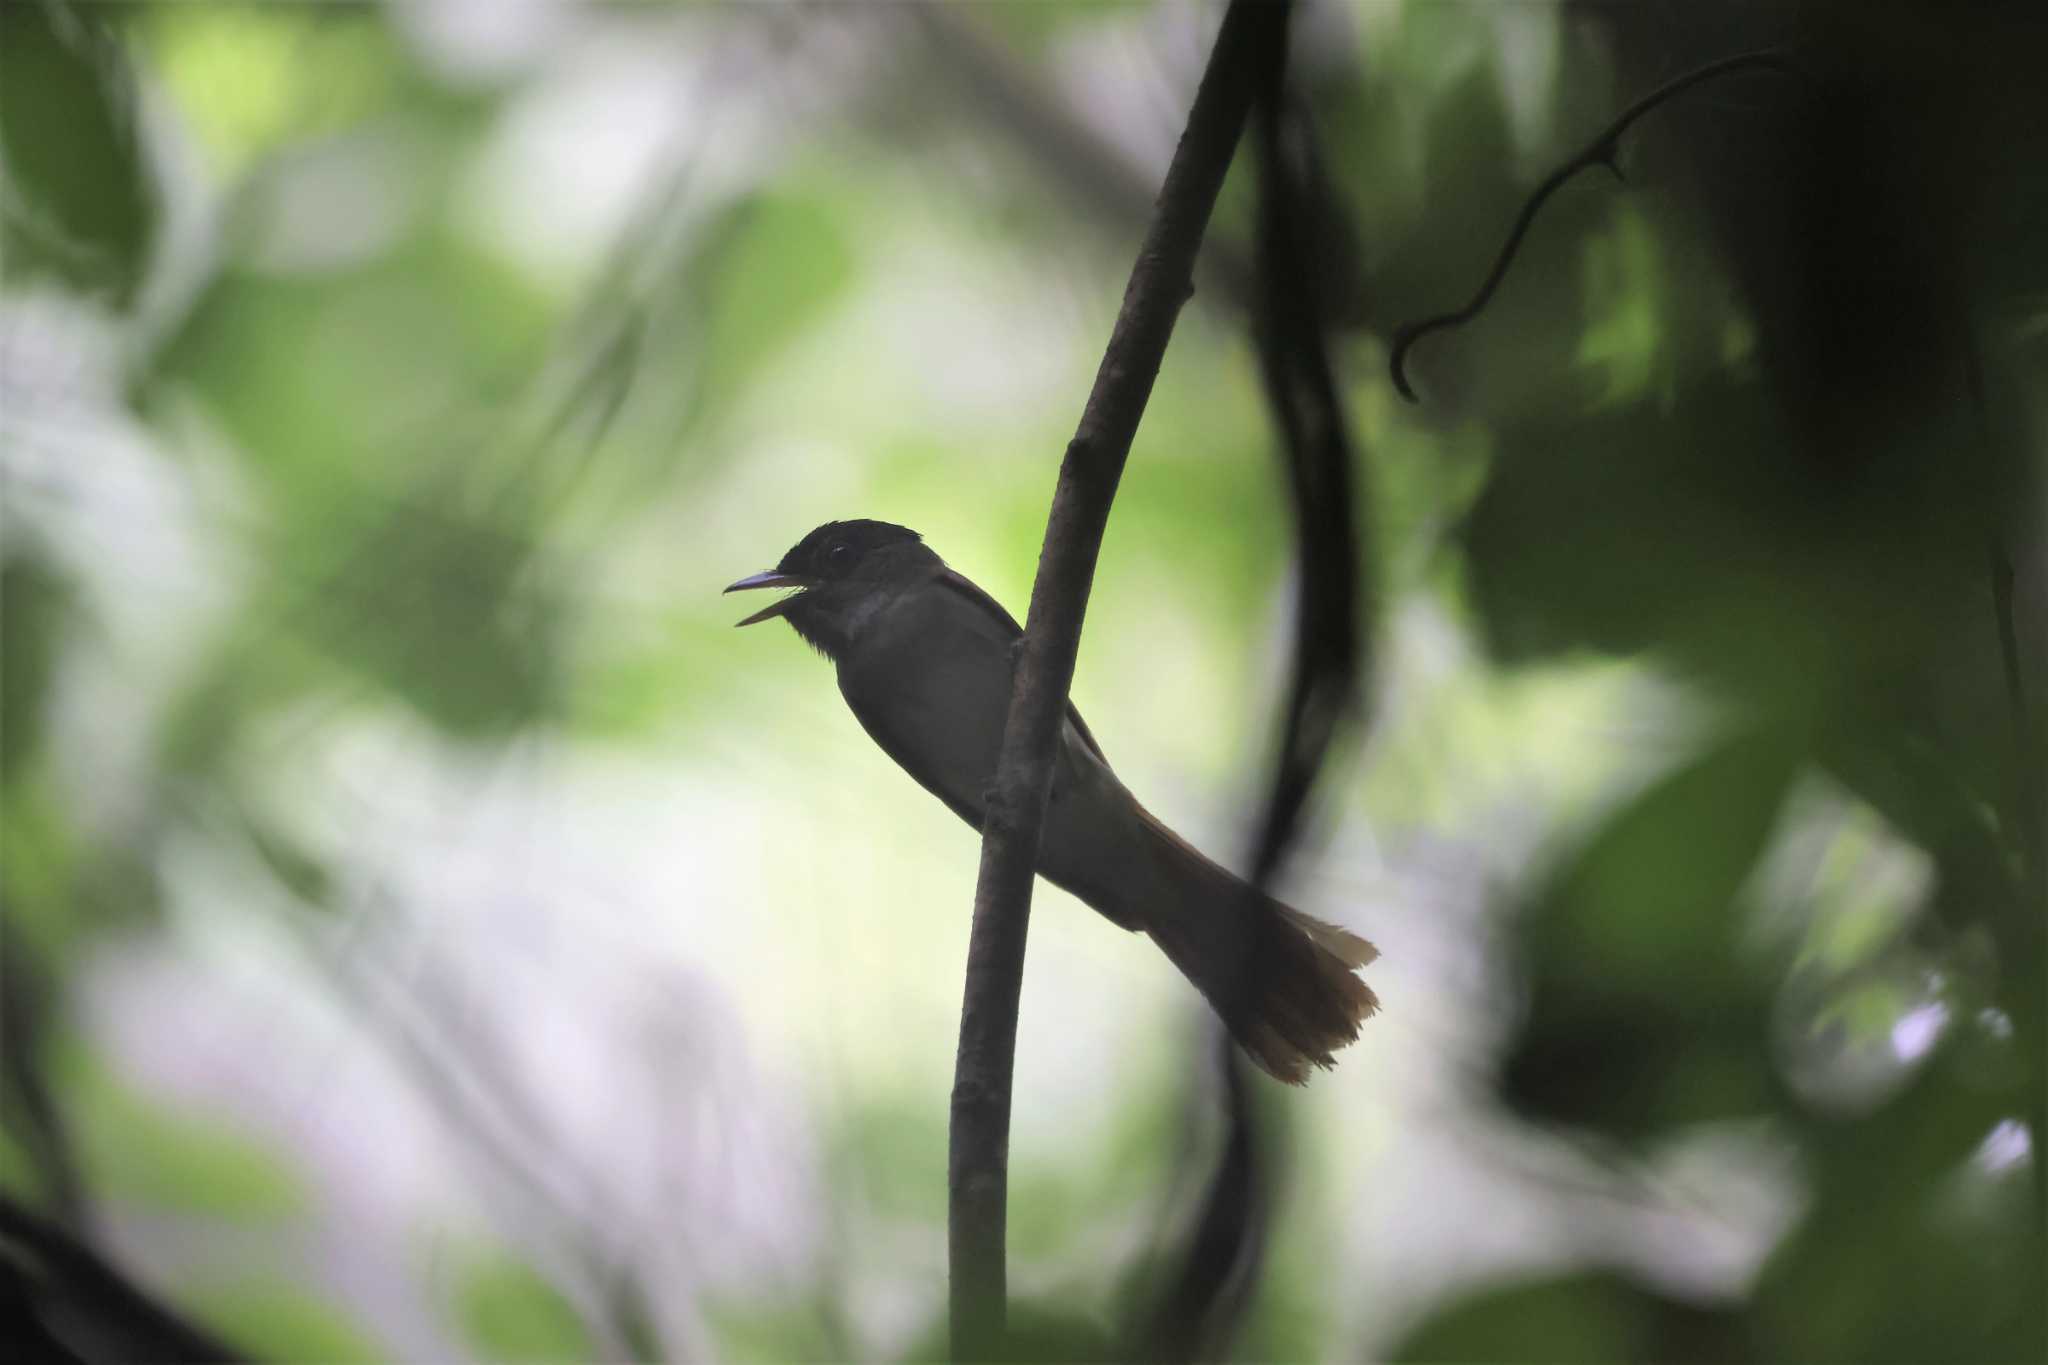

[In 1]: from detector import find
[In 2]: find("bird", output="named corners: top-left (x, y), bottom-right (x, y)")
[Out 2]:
top-left (726, 519), bottom-right (1377, 1082)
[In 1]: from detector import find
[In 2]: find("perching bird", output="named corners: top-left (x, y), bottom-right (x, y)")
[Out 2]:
top-left (727, 520), bottom-right (1377, 1082)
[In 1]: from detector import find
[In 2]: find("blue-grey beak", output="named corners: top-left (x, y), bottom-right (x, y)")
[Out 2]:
top-left (724, 571), bottom-right (813, 626)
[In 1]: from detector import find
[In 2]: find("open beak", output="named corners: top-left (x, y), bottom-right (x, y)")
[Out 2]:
top-left (724, 571), bottom-right (813, 627)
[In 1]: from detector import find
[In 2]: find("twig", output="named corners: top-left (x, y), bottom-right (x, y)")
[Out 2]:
top-left (1388, 49), bottom-right (1798, 402)
top-left (947, 1), bottom-right (1285, 1355)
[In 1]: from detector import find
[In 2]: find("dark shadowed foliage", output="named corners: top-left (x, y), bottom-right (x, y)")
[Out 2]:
top-left (0, 0), bottom-right (2041, 1361)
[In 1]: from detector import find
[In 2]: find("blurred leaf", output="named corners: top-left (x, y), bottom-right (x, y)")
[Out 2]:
top-left (1462, 384), bottom-right (1771, 670)
top-left (151, 227), bottom-right (565, 737)
top-left (1574, 208), bottom-right (1666, 408)
top-left (1501, 730), bottom-right (1796, 1136)
top-left (1395, 1), bottom-right (1499, 97)
top-left (690, 191), bottom-right (855, 424)
top-left (1391, 1272), bottom-right (1751, 1364)
top-left (153, 631), bottom-right (322, 781)
top-left (1538, 731), bottom-right (1794, 991)
top-left (189, 1281), bottom-right (384, 1364)
top-left (0, 786), bottom-right (75, 955)
top-left (1369, 58), bottom-right (1520, 331)
top-left (1316, 69), bottom-right (1423, 266)
top-left (0, 553), bottom-right (68, 786)
top-left (57, 1042), bottom-right (306, 1220)
top-left (0, 1123), bottom-right (42, 1202)
top-left (1229, 1184), bottom-right (1332, 1365)
top-left (139, 2), bottom-right (399, 177)
top-left (236, 807), bottom-right (333, 909)
top-left (826, 1090), bottom-right (946, 1221)
top-left (568, 610), bottom-right (728, 739)
top-left (970, 0), bottom-right (1088, 54)
top-left (1371, 56), bottom-right (1612, 413)
top-left (1461, 377), bottom-right (1985, 731)
top-left (1008, 1169), bottom-right (1085, 1263)
top-left (705, 1291), bottom-right (850, 1365)
top-left (156, 242), bottom-right (554, 491)
top-left (0, 0), bottom-right (157, 305)
top-left (291, 497), bottom-right (563, 738)
top-left (0, 779), bottom-right (160, 960)
top-left (451, 1248), bottom-right (591, 1365)
top-left (1757, 1047), bottom-right (2039, 1362)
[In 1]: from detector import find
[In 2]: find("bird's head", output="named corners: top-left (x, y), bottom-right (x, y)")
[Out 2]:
top-left (725, 519), bottom-right (937, 654)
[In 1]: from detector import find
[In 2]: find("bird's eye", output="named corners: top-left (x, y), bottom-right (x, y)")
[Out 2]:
top-left (826, 543), bottom-right (853, 569)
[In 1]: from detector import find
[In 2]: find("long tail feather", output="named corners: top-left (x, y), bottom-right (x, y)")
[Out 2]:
top-left (1131, 808), bottom-right (1378, 1084)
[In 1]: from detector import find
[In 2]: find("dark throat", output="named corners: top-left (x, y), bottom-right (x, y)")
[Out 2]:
top-left (783, 600), bottom-right (846, 659)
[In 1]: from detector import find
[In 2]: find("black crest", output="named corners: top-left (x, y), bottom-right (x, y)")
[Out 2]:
top-left (775, 520), bottom-right (923, 579)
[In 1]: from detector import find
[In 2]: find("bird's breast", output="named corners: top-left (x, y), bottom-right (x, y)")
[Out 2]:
top-left (834, 586), bottom-right (1015, 824)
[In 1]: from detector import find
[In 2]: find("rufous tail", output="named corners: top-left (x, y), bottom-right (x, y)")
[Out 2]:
top-left (1133, 807), bottom-right (1378, 1084)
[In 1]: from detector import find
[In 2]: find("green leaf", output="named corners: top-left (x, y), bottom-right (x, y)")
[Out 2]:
top-left (0, 1), bottom-right (157, 304)
top-left (1391, 1272), bottom-right (1751, 1364)
top-left (189, 1282), bottom-right (386, 1365)
top-left (705, 1292), bottom-right (851, 1365)
top-left (689, 191), bottom-right (854, 425)
top-left (237, 807), bottom-right (334, 908)
top-left (1, 778), bottom-right (86, 959)
top-left (1501, 730), bottom-right (1797, 1136)
top-left (137, 3), bottom-right (400, 177)
top-left (1542, 731), bottom-right (1794, 993)
top-left (451, 1249), bottom-right (592, 1364)
top-left (1461, 376), bottom-right (1985, 720)
top-left (57, 1040), bottom-right (308, 1219)
top-left (150, 233), bottom-right (564, 739)
top-left (156, 242), bottom-right (554, 491)
top-left (1, 552), bottom-right (68, 786)
top-left (288, 497), bottom-right (562, 738)
top-left (0, 1121), bottom-right (45, 1203)
top-left (1757, 1046), bottom-right (2040, 1363)
top-left (825, 1090), bottom-right (947, 1221)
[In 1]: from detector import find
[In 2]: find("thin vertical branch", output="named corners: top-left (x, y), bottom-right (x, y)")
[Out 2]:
top-left (946, 2), bottom-right (1287, 1356)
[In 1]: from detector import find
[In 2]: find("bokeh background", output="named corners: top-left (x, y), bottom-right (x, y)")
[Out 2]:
top-left (3, 1), bottom-right (2042, 1361)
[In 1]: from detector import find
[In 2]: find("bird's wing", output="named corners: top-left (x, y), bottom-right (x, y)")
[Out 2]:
top-left (935, 568), bottom-right (1109, 765)
top-left (850, 725), bottom-right (989, 829)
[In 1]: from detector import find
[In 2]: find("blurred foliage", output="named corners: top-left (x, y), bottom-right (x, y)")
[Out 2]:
top-left (450, 1247), bottom-right (592, 1364)
top-left (1398, 1271), bottom-right (1750, 1364)
top-left (1, 0), bottom-right (2042, 1361)
top-left (187, 1280), bottom-right (386, 1365)
top-left (1500, 729), bottom-right (1793, 1139)
top-left (0, 1), bottom-right (157, 306)
top-left (54, 1039), bottom-right (305, 1220)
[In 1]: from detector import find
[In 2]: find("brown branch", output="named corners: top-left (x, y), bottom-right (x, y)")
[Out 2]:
top-left (946, 1), bottom-right (1286, 1355)
top-left (1388, 49), bottom-right (1798, 402)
